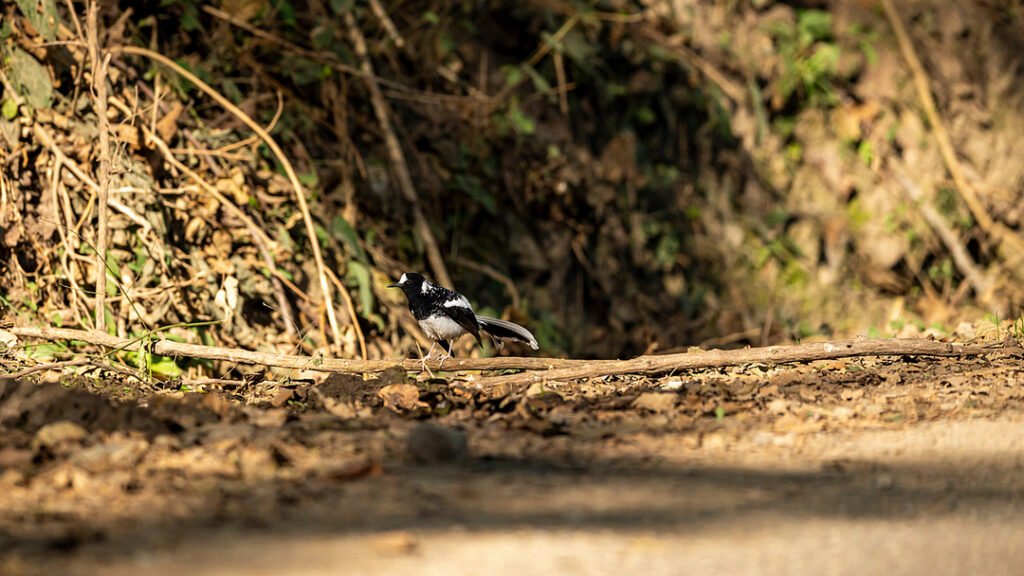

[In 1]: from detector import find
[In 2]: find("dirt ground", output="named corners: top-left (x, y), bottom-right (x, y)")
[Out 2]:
top-left (2, 349), bottom-right (1024, 575)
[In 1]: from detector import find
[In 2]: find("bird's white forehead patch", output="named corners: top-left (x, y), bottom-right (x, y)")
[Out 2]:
top-left (398, 273), bottom-right (408, 285)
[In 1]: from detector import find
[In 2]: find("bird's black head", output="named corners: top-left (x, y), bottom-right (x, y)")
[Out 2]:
top-left (387, 272), bottom-right (427, 295)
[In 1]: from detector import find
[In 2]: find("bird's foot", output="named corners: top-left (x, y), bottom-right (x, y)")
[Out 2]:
top-left (418, 354), bottom-right (436, 379)
top-left (416, 341), bottom-right (438, 378)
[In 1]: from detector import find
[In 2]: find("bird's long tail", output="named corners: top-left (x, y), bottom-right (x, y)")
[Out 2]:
top-left (476, 315), bottom-right (539, 350)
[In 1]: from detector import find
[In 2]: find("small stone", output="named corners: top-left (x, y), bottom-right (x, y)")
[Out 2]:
top-left (660, 379), bottom-right (684, 391)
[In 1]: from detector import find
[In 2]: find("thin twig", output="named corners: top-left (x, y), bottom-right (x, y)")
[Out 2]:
top-left (0, 359), bottom-right (91, 380)
top-left (87, 1), bottom-right (112, 332)
top-left (326, 268), bottom-right (367, 362)
top-left (111, 44), bottom-right (345, 354)
top-left (367, 0), bottom-right (405, 49)
top-left (343, 14), bottom-right (453, 288)
top-left (553, 52), bottom-right (569, 115)
top-left (638, 28), bottom-right (747, 105)
top-left (49, 163), bottom-right (88, 327)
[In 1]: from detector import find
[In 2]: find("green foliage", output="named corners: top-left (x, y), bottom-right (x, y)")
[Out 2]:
top-left (346, 261), bottom-right (383, 330)
top-left (25, 342), bottom-right (64, 360)
top-left (857, 140), bottom-right (875, 166)
top-left (848, 23), bottom-right (880, 66)
top-left (494, 97), bottom-right (536, 136)
top-left (332, 217), bottom-right (367, 263)
top-left (448, 174), bottom-right (497, 214)
top-left (767, 10), bottom-right (841, 107)
top-left (928, 258), bottom-right (955, 282)
top-left (159, 0), bottom-right (201, 32)
top-left (1009, 313), bottom-right (1024, 339)
top-left (283, 57), bottom-right (332, 87)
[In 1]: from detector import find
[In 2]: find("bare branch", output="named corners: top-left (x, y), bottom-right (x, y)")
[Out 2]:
top-left (8, 327), bottom-right (1014, 395)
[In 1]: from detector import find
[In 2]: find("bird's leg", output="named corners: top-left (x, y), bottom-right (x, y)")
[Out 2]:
top-left (419, 340), bottom-right (438, 375)
top-left (437, 340), bottom-right (454, 371)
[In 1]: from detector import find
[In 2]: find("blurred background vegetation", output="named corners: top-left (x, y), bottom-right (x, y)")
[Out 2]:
top-left (1, 0), bottom-right (1023, 379)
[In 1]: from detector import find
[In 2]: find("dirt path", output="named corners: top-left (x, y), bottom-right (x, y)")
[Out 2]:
top-left (73, 418), bottom-right (1024, 576)
top-left (2, 353), bottom-right (1023, 575)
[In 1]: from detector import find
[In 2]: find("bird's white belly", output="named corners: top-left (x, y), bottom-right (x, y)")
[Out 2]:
top-left (419, 314), bottom-right (465, 341)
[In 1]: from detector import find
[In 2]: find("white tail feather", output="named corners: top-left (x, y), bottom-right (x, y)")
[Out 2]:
top-left (476, 315), bottom-right (539, 350)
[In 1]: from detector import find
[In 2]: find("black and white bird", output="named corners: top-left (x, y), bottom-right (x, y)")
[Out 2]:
top-left (388, 272), bottom-right (539, 366)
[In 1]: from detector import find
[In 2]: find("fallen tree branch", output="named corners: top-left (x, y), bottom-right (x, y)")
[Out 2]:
top-left (8, 326), bottom-right (578, 373)
top-left (7, 328), bottom-right (1015, 390)
top-left (471, 338), bottom-right (1017, 399)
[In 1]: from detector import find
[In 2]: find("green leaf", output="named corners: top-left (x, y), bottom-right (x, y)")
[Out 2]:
top-left (14, 0), bottom-right (60, 41)
top-left (26, 342), bottom-right (64, 360)
top-left (1, 99), bottom-right (17, 120)
top-left (560, 28), bottom-right (598, 66)
top-left (522, 64), bottom-right (551, 94)
top-left (808, 43), bottom-right (839, 75)
top-left (7, 47), bottom-right (53, 109)
top-left (501, 65), bottom-right (523, 88)
top-left (502, 100), bottom-right (535, 136)
top-left (147, 355), bottom-right (183, 378)
top-left (798, 10), bottom-right (833, 42)
top-left (346, 261), bottom-right (374, 317)
top-left (274, 0), bottom-right (298, 27)
top-left (331, 217), bottom-right (367, 263)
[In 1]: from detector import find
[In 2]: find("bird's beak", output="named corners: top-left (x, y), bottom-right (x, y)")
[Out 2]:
top-left (387, 282), bottom-right (400, 288)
